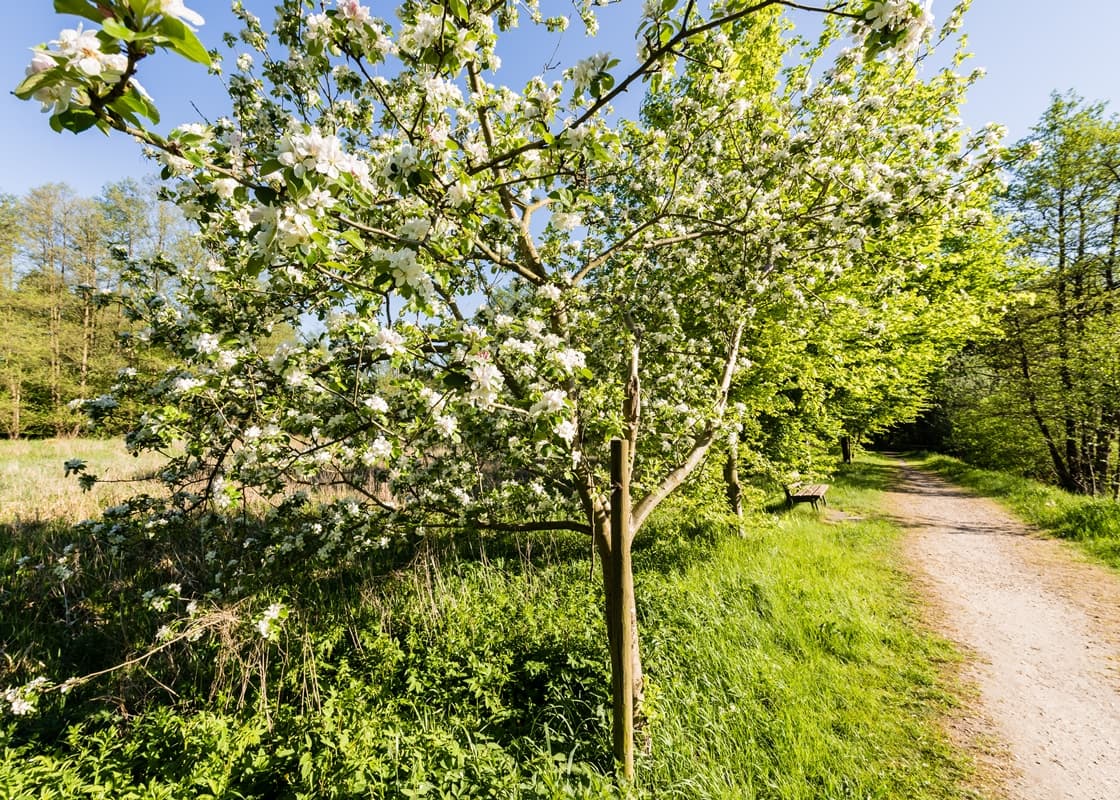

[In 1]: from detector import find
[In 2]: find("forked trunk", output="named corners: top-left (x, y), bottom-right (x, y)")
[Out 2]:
top-left (592, 322), bottom-right (742, 780)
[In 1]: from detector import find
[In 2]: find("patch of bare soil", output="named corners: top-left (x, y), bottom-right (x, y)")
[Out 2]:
top-left (882, 458), bottom-right (1120, 800)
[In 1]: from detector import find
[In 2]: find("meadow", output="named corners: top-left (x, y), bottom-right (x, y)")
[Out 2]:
top-left (0, 438), bottom-right (166, 524)
top-left (0, 440), bottom-right (979, 798)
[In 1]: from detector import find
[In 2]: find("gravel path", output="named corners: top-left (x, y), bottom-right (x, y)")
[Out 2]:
top-left (881, 459), bottom-right (1120, 800)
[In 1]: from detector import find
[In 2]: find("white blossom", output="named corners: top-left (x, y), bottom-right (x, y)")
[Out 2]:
top-left (434, 413), bottom-right (458, 438)
top-left (531, 389), bottom-right (568, 416)
top-left (194, 333), bottom-right (220, 354)
top-left (363, 395), bottom-right (389, 414)
top-left (554, 419), bottom-right (578, 444)
top-left (568, 52), bottom-right (611, 95)
top-left (552, 348), bottom-right (586, 374)
top-left (160, 0), bottom-right (205, 28)
top-left (466, 359), bottom-right (504, 409)
top-left (373, 328), bottom-right (407, 356)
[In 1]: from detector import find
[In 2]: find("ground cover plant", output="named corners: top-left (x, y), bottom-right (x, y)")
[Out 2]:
top-left (914, 453), bottom-right (1120, 569)
top-left (1, 442), bottom-right (977, 798)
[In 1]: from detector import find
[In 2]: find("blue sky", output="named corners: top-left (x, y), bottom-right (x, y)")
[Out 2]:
top-left (2, 1), bottom-right (1118, 198)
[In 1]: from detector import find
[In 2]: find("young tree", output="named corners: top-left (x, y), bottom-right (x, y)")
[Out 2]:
top-left (15, 0), bottom-right (1001, 774)
top-left (19, 183), bottom-right (79, 434)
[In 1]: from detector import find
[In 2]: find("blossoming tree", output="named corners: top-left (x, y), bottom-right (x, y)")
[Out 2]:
top-left (16, 0), bottom-right (1000, 777)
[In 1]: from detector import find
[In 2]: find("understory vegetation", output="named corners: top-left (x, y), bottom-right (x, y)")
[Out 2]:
top-left (0, 444), bottom-right (974, 799)
top-left (914, 453), bottom-right (1120, 570)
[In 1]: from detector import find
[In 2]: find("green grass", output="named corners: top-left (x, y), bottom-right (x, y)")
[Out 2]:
top-left (636, 457), bottom-right (970, 798)
top-left (0, 443), bottom-right (977, 799)
top-left (910, 452), bottom-right (1120, 570)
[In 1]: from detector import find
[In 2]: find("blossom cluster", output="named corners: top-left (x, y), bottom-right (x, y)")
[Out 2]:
top-left (255, 602), bottom-right (288, 640)
top-left (3, 678), bottom-right (47, 716)
top-left (20, 1), bottom-right (208, 116)
top-left (23, 26), bottom-right (127, 114)
top-left (859, 0), bottom-right (936, 54)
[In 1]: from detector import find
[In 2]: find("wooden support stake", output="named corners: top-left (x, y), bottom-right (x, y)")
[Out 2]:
top-left (609, 437), bottom-right (635, 781)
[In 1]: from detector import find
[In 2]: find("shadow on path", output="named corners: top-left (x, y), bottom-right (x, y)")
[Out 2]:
top-left (879, 459), bottom-right (1033, 538)
top-left (882, 454), bottom-right (1120, 800)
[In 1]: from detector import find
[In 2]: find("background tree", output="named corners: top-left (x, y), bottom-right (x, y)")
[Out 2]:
top-left (938, 95), bottom-right (1120, 495)
top-left (0, 181), bottom-right (193, 437)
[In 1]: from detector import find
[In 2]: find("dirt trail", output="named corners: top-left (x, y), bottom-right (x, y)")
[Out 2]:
top-left (881, 459), bottom-right (1120, 800)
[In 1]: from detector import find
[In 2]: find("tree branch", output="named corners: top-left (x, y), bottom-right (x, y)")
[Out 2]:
top-left (631, 320), bottom-right (745, 532)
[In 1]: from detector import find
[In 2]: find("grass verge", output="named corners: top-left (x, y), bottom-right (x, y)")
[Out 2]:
top-left (636, 458), bottom-right (972, 798)
top-left (909, 453), bottom-right (1120, 570)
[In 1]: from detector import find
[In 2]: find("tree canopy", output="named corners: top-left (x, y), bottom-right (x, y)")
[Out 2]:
top-left (11, 0), bottom-right (1008, 774)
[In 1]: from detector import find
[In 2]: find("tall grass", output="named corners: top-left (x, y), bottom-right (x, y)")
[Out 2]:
top-left (637, 459), bottom-right (969, 798)
top-left (913, 453), bottom-right (1120, 570)
top-left (0, 443), bottom-right (977, 799)
top-left (0, 438), bottom-right (166, 524)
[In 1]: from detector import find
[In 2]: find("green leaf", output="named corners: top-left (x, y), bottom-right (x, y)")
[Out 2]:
top-left (447, 0), bottom-right (469, 23)
top-left (106, 100), bottom-right (141, 128)
top-left (14, 68), bottom-right (63, 101)
top-left (109, 88), bottom-right (159, 125)
top-left (660, 21), bottom-right (675, 47)
top-left (155, 17), bottom-right (212, 65)
top-left (127, 84), bottom-right (161, 123)
top-left (589, 72), bottom-right (614, 100)
top-left (254, 186), bottom-right (278, 205)
top-left (340, 229), bottom-right (366, 252)
top-left (443, 372), bottom-right (469, 389)
top-left (101, 18), bottom-right (138, 42)
top-left (55, 108), bottom-right (99, 133)
top-left (53, 0), bottom-right (105, 24)
top-left (129, 0), bottom-right (162, 17)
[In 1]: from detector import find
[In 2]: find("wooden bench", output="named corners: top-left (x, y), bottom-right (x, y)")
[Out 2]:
top-left (784, 482), bottom-right (829, 510)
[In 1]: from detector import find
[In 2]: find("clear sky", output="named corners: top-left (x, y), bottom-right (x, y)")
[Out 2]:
top-left (2, 1), bottom-right (1118, 198)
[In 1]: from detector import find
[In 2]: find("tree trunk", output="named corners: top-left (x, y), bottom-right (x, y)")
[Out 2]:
top-left (6, 366), bottom-right (21, 439)
top-left (606, 438), bottom-right (637, 781)
top-left (723, 433), bottom-right (743, 518)
top-left (49, 297), bottom-right (63, 436)
top-left (1012, 321), bottom-right (1079, 492)
top-left (592, 322), bottom-right (743, 780)
top-left (1054, 189), bottom-right (1086, 491)
top-left (80, 300), bottom-right (93, 397)
top-left (840, 435), bottom-right (853, 464)
top-left (76, 298), bottom-right (95, 436)
top-left (1112, 442), bottom-right (1120, 500)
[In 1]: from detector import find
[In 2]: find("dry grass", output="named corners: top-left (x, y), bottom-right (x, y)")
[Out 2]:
top-left (0, 438), bottom-right (167, 524)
